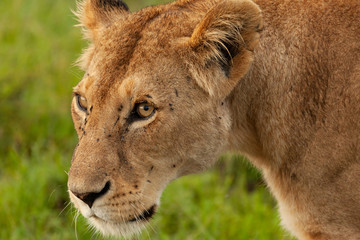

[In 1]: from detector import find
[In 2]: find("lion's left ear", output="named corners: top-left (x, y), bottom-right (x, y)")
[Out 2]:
top-left (76, 0), bottom-right (130, 41)
top-left (187, 0), bottom-right (263, 99)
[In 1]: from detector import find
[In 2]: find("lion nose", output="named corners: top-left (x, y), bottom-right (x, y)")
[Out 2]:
top-left (72, 181), bottom-right (111, 208)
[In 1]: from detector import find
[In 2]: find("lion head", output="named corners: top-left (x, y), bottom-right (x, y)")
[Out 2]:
top-left (68, 0), bottom-right (262, 236)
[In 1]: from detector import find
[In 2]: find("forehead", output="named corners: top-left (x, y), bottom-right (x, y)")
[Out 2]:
top-left (83, 5), bottom-right (199, 100)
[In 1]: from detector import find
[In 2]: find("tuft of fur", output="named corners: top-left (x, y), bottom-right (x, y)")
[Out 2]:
top-left (185, 0), bottom-right (263, 99)
top-left (74, 0), bottom-right (129, 41)
top-left (73, 0), bottom-right (130, 70)
top-left (189, 0), bottom-right (262, 65)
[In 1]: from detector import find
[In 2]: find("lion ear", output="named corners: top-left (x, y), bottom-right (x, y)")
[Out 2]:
top-left (76, 0), bottom-right (130, 41)
top-left (188, 0), bottom-right (263, 99)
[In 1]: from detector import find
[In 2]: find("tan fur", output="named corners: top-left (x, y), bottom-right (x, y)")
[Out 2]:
top-left (68, 0), bottom-right (360, 239)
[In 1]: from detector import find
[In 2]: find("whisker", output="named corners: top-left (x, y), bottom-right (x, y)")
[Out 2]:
top-left (74, 210), bottom-right (80, 240)
top-left (136, 201), bottom-right (156, 236)
top-left (58, 201), bottom-right (72, 217)
top-left (129, 202), bottom-right (151, 239)
top-left (89, 224), bottom-right (98, 240)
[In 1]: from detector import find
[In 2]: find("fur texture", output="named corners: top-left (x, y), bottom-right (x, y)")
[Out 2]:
top-left (68, 0), bottom-right (360, 239)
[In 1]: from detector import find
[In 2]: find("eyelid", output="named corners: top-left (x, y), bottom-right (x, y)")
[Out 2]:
top-left (136, 101), bottom-right (159, 111)
top-left (72, 85), bottom-right (81, 96)
top-left (72, 90), bottom-right (84, 99)
top-left (133, 94), bottom-right (153, 104)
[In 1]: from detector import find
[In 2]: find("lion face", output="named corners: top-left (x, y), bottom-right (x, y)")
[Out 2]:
top-left (68, 0), bottom-right (261, 237)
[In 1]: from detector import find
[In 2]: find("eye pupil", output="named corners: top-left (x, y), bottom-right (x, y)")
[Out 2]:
top-left (137, 102), bottom-right (155, 118)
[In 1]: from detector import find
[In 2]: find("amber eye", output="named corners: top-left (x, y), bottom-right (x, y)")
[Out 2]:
top-left (136, 102), bottom-right (155, 118)
top-left (76, 94), bottom-right (88, 112)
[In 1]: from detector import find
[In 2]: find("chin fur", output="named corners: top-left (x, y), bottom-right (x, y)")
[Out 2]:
top-left (89, 217), bottom-right (148, 238)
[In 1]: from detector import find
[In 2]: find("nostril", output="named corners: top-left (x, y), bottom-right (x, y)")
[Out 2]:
top-left (73, 181), bottom-right (111, 208)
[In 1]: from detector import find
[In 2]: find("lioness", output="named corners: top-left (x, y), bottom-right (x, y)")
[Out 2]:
top-left (67, 0), bottom-right (360, 239)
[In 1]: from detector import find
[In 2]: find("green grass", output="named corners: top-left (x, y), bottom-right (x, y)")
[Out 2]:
top-left (0, 0), bottom-right (294, 239)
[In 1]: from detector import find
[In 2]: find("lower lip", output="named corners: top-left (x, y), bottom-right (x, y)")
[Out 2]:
top-left (89, 204), bottom-right (157, 224)
top-left (129, 204), bottom-right (157, 222)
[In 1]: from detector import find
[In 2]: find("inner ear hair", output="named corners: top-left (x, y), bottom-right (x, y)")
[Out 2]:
top-left (190, 0), bottom-right (263, 75)
top-left (185, 0), bottom-right (263, 99)
top-left (214, 33), bottom-right (242, 77)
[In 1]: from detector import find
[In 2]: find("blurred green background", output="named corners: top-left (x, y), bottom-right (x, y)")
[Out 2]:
top-left (0, 0), bottom-right (294, 239)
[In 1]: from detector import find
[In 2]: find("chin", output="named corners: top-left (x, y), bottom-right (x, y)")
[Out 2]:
top-left (88, 217), bottom-right (148, 237)
top-left (86, 204), bottom-right (158, 238)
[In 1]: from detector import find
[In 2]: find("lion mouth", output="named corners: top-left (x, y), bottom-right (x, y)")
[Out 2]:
top-left (129, 204), bottom-right (156, 222)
